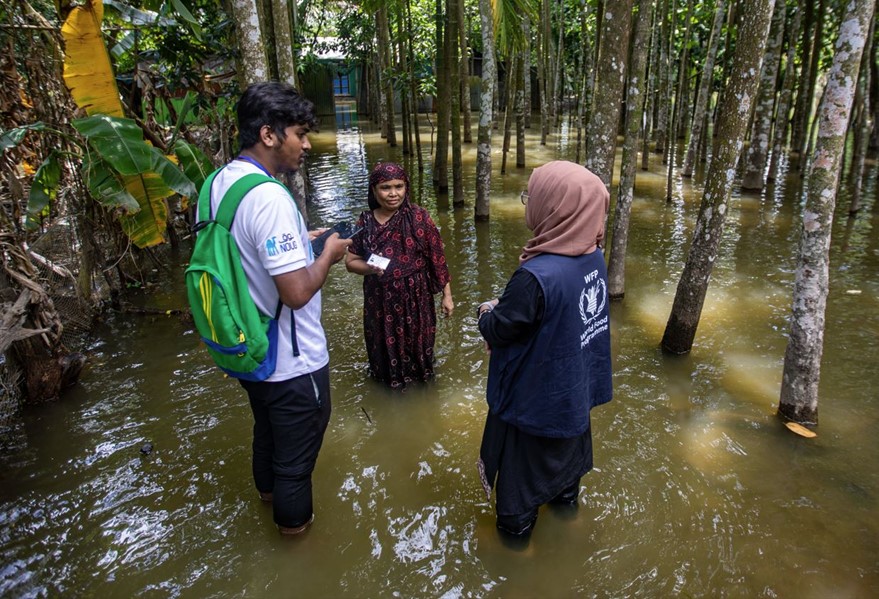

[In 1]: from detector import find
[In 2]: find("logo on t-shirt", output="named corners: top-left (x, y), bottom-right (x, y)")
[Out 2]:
top-left (265, 232), bottom-right (299, 257)
top-left (579, 269), bottom-right (608, 348)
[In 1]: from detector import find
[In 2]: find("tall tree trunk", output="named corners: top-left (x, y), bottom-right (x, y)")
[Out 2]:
top-left (538, 0), bottom-right (551, 145)
top-left (789, 0), bottom-right (816, 160)
top-left (682, 0), bottom-right (726, 178)
top-left (662, 0), bottom-right (678, 166)
top-left (397, 10), bottom-right (411, 155)
top-left (552, 0), bottom-right (564, 128)
top-left (288, 0), bottom-right (300, 87)
top-left (434, 0), bottom-right (450, 190)
top-left (449, 0), bottom-right (463, 206)
top-left (654, 0), bottom-right (671, 154)
top-left (794, 0), bottom-right (827, 171)
top-left (229, 0), bottom-right (269, 87)
top-left (406, 0), bottom-right (424, 171)
top-left (459, 0), bottom-right (473, 144)
top-left (258, 0), bottom-right (278, 80)
top-left (870, 34), bottom-right (879, 149)
top-left (516, 45), bottom-right (527, 168)
top-left (271, 0), bottom-right (296, 86)
top-left (740, 0), bottom-right (785, 191)
top-left (585, 0), bottom-right (634, 186)
top-left (501, 56), bottom-right (518, 175)
top-left (524, 17), bottom-right (533, 129)
top-left (661, 0), bottom-right (776, 355)
top-left (377, 6), bottom-right (397, 147)
top-left (768, 6), bottom-right (802, 183)
top-left (779, 0), bottom-right (874, 426)
top-left (608, 0), bottom-right (653, 300)
top-left (847, 14), bottom-right (874, 216)
top-left (475, 0), bottom-right (496, 221)
top-left (642, 0), bottom-right (660, 169)
top-left (576, 2), bottom-right (594, 162)
top-left (666, 0), bottom-right (693, 199)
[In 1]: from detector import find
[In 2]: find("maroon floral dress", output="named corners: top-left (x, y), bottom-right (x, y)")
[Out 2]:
top-left (350, 201), bottom-right (451, 389)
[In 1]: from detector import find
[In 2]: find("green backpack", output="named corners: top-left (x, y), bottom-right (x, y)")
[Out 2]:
top-left (185, 168), bottom-right (297, 381)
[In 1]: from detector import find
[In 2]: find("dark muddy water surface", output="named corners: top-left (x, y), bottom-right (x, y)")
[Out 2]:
top-left (2, 110), bottom-right (878, 597)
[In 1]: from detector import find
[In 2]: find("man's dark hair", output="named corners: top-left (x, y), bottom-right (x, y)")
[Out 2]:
top-left (237, 82), bottom-right (318, 150)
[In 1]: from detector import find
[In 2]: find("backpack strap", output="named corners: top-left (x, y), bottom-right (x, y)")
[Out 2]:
top-left (196, 168), bottom-right (223, 224)
top-left (212, 173), bottom-right (278, 229)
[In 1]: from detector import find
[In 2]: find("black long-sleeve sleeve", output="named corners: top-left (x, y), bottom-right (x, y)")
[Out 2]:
top-left (478, 268), bottom-right (545, 348)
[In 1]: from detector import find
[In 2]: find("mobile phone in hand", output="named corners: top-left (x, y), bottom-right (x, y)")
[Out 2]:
top-left (312, 221), bottom-right (362, 256)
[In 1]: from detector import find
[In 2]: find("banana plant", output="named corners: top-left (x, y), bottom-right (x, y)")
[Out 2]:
top-left (55, 0), bottom-right (207, 247)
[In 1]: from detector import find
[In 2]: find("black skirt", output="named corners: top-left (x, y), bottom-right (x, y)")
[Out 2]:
top-left (478, 410), bottom-right (594, 517)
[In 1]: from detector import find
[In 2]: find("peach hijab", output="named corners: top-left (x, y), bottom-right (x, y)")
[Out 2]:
top-left (519, 161), bottom-right (610, 264)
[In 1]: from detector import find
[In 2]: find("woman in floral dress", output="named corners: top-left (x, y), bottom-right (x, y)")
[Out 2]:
top-left (346, 162), bottom-right (454, 389)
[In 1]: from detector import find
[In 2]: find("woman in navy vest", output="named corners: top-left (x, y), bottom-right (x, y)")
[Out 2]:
top-left (476, 161), bottom-right (613, 538)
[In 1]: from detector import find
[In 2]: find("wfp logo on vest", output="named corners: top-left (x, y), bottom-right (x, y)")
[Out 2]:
top-left (265, 232), bottom-right (299, 257)
top-left (578, 269), bottom-right (608, 348)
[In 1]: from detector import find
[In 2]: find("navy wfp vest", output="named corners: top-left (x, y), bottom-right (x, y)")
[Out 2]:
top-left (486, 251), bottom-right (612, 438)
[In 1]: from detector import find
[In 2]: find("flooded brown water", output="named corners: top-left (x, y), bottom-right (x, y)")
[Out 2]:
top-left (2, 108), bottom-right (878, 597)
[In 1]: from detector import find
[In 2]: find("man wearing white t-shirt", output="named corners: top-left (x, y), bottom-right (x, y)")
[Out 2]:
top-left (209, 82), bottom-right (350, 535)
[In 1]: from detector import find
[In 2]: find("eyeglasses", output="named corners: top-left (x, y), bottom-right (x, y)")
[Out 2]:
top-left (520, 190), bottom-right (529, 205)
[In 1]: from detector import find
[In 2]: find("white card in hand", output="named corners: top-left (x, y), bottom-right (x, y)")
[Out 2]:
top-left (367, 254), bottom-right (391, 270)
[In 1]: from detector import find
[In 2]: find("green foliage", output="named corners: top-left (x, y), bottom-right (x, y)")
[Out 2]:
top-left (72, 115), bottom-right (156, 177)
top-left (0, 123), bottom-right (46, 153)
top-left (81, 152), bottom-right (141, 213)
top-left (173, 139), bottom-right (214, 193)
top-left (26, 153), bottom-right (61, 229)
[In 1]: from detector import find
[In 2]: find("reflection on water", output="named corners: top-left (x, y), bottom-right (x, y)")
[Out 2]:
top-left (2, 114), bottom-right (878, 597)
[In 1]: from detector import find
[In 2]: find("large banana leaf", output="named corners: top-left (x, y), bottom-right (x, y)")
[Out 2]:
top-left (71, 114), bottom-right (153, 175)
top-left (84, 158), bottom-right (175, 247)
top-left (172, 139), bottom-right (214, 195)
top-left (118, 172), bottom-right (172, 247)
top-left (149, 145), bottom-right (197, 198)
top-left (73, 115), bottom-right (186, 247)
top-left (82, 153), bottom-right (140, 213)
top-left (61, 0), bottom-right (124, 117)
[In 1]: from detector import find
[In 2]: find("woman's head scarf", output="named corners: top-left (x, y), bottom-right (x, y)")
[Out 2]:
top-left (368, 162), bottom-right (411, 210)
top-left (519, 161), bottom-right (609, 263)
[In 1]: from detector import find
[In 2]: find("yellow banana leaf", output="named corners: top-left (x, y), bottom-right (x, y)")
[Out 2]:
top-left (119, 172), bottom-right (173, 248)
top-left (61, 0), bottom-right (124, 117)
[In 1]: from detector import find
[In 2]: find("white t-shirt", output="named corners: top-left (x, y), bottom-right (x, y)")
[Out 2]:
top-left (210, 160), bottom-right (328, 381)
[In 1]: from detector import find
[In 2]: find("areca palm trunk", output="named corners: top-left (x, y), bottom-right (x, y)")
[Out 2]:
top-left (538, 0), bottom-right (550, 145)
top-left (459, 0), bottom-right (472, 144)
top-left (653, 0), bottom-right (670, 154)
top-left (795, 0), bottom-right (827, 172)
top-left (846, 16), bottom-right (874, 216)
top-left (779, 0), bottom-right (874, 426)
top-left (377, 5), bottom-right (397, 147)
top-left (405, 0), bottom-right (424, 171)
top-left (449, 0), bottom-right (463, 206)
top-left (682, 0), bottom-right (726, 178)
top-left (475, 0), bottom-right (496, 221)
top-left (585, 0), bottom-right (634, 186)
top-left (740, 0), bottom-right (785, 191)
top-left (434, 0), bottom-right (450, 189)
top-left (608, 0), bottom-right (653, 300)
top-left (229, 0), bottom-right (269, 87)
top-left (501, 56), bottom-right (518, 175)
top-left (515, 44), bottom-right (527, 168)
top-left (271, 0), bottom-right (296, 86)
top-left (661, 0), bottom-right (777, 355)
top-left (767, 6), bottom-right (802, 183)
top-left (666, 0), bottom-right (693, 200)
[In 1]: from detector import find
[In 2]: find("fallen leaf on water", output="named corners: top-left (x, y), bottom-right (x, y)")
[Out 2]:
top-left (785, 421), bottom-right (817, 438)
